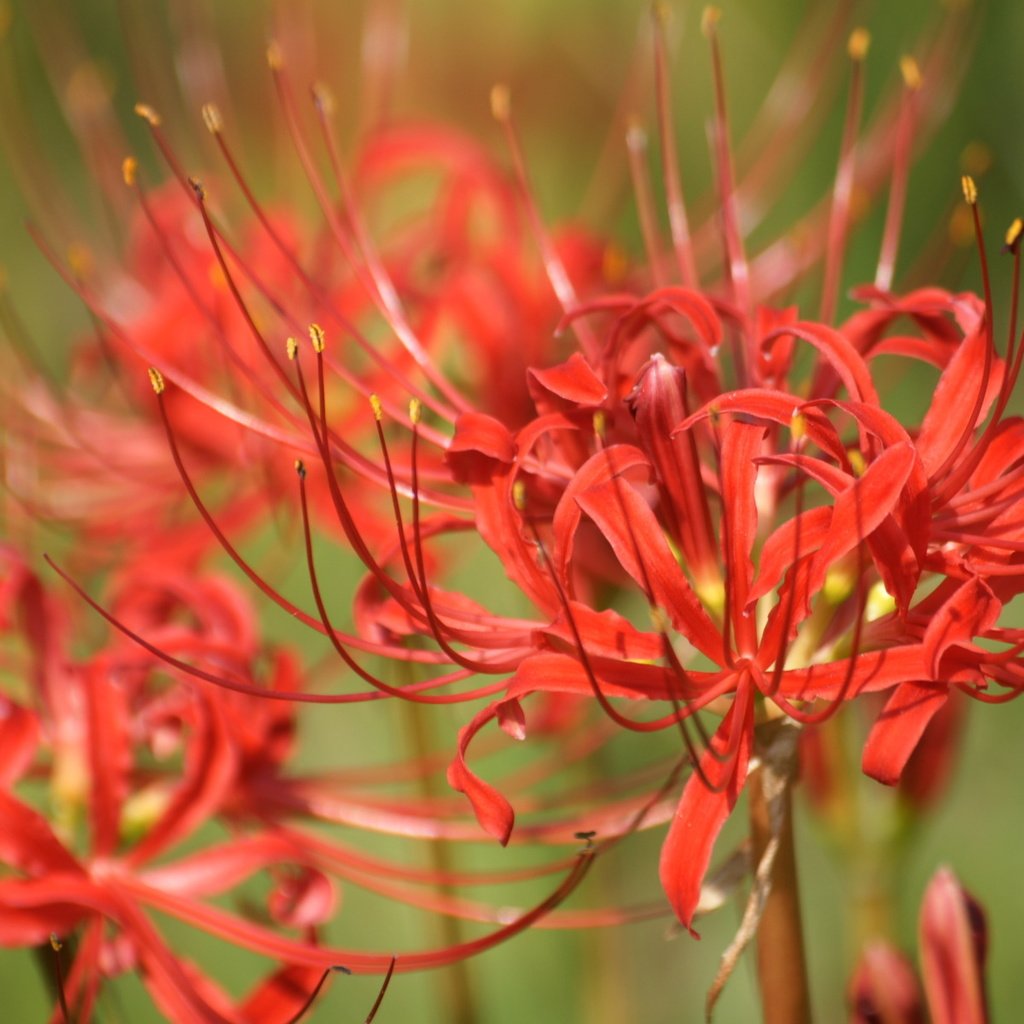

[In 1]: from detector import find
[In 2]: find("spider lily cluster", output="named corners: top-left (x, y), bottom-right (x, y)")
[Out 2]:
top-left (0, 1), bottom-right (1013, 1019)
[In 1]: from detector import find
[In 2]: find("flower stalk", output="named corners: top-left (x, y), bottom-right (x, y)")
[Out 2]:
top-left (747, 720), bottom-right (810, 1024)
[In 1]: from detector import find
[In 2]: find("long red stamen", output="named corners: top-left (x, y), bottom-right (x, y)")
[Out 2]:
top-left (282, 968), bottom-right (336, 1024)
top-left (489, 84), bottom-right (599, 361)
top-left (202, 100), bottom-right (456, 425)
top-left (153, 370), bottom-right (462, 667)
top-left (651, 2), bottom-right (698, 287)
top-left (931, 178), bottom-right (996, 504)
top-left (364, 955), bottom-right (398, 1023)
top-left (625, 119), bottom-right (667, 288)
top-left (873, 56), bottom-right (920, 292)
top-left (819, 29), bottom-right (868, 324)
top-left (703, 8), bottom-right (751, 342)
top-left (267, 48), bottom-right (468, 416)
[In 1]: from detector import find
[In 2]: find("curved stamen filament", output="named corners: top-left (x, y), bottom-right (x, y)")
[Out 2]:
top-left (651, 2), bottom-right (698, 288)
top-left (267, 50), bottom-right (469, 416)
top-left (874, 57), bottom-right (920, 292)
top-left (820, 29), bottom-right (868, 324)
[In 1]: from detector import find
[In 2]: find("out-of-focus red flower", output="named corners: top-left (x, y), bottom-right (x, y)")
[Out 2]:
top-left (848, 867), bottom-right (988, 1024)
top-left (6, 0), bottom-right (1014, 1000)
top-left (0, 541), bottom-right (600, 1019)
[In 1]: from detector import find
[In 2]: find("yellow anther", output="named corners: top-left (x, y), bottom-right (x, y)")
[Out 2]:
top-left (312, 82), bottom-right (335, 115)
top-left (961, 174), bottom-right (978, 206)
top-left (899, 56), bottom-right (922, 91)
top-left (266, 41), bottom-right (284, 70)
top-left (490, 83), bottom-right (511, 122)
top-left (790, 410), bottom-right (807, 442)
top-left (701, 6), bottom-right (721, 37)
top-left (201, 102), bottom-right (223, 134)
top-left (847, 448), bottom-right (867, 477)
top-left (148, 367), bottom-right (165, 395)
top-left (286, 336), bottom-right (298, 361)
top-left (512, 479), bottom-right (527, 511)
top-left (294, 459), bottom-right (306, 477)
top-left (649, 606), bottom-right (671, 634)
top-left (121, 156), bottom-right (137, 187)
top-left (602, 243), bottom-right (628, 285)
top-left (308, 322), bottom-right (326, 353)
top-left (847, 28), bottom-right (870, 61)
top-left (49, 934), bottom-right (62, 952)
top-left (592, 409), bottom-right (607, 440)
top-left (133, 102), bottom-right (161, 126)
top-left (67, 243), bottom-right (93, 279)
top-left (1006, 218), bottom-right (1023, 250)
top-left (369, 394), bottom-right (383, 421)
top-left (409, 398), bottom-right (422, 425)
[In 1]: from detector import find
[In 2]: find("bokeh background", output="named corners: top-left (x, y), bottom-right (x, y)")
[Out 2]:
top-left (1, 1), bottom-right (1023, 1021)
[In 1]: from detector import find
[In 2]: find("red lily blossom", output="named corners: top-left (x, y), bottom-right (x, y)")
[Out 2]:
top-left (54, 3), bottom-right (1010, 947)
top-left (6, 1), bottom-right (1017, 1019)
top-left (1, 541), bottom-right (606, 1019)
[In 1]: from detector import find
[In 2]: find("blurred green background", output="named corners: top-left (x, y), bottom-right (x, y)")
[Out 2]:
top-left (2, 1), bottom-right (1023, 1021)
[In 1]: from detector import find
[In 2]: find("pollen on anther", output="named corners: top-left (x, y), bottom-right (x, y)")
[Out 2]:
top-left (201, 102), bottom-right (223, 134)
top-left (847, 28), bottom-right (870, 61)
top-left (490, 83), bottom-right (511, 122)
top-left (961, 175), bottom-right (978, 206)
top-left (593, 410), bottom-right (607, 440)
top-left (286, 337), bottom-right (298, 361)
top-left (295, 459), bottom-right (306, 478)
top-left (121, 156), bottom-right (137, 187)
top-left (512, 479), bottom-right (527, 512)
top-left (1006, 218), bottom-right (1023, 252)
top-left (409, 398), bottom-right (422, 425)
top-left (266, 41), bottom-right (284, 70)
top-left (49, 934), bottom-right (62, 952)
top-left (308, 323), bottom-right (326, 353)
top-left (790, 410), bottom-right (807, 442)
top-left (369, 394), bottom-right (384, 422)
top-left (701, 6), bottom-right (721, 37)
top-left (133, 102), bottom-right (161, 126)
top-left (899, 56), bottom-right (922, 91)
top-left (147, 367), bottom-right (165, 395)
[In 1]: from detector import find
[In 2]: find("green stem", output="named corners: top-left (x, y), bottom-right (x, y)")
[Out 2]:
top-left (399, 699), bottom-right (478, 1024)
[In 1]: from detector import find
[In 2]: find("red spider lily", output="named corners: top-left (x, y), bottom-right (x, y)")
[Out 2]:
top-left (6, 4), bottom-right (1014, 1019)
top-left (1, 542), bottom-right (605, 1020)
top-left (43, 5), bottom-right (1008, 949)
top-left (848, 867), bottom-right (988, 1024)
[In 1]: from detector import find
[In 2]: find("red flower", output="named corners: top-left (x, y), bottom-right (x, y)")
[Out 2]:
top-left (849, 867), bottom-right (988, 1024)
top-left (6, 3), bottom-right (1012, 1010)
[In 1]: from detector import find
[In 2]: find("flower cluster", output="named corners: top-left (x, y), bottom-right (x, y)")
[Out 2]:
top-left (1, 0), bottom-right (1014, 1020)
